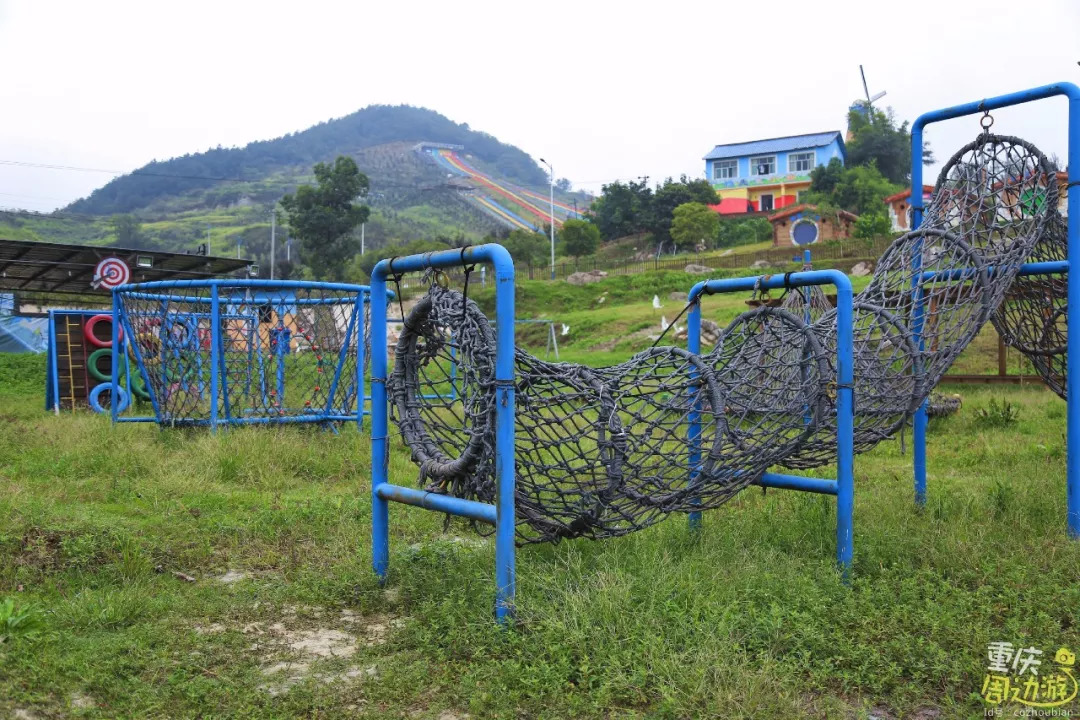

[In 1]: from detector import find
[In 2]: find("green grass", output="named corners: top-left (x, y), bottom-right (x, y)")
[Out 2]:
top-left (1, 317), bottom-right (1077, 717)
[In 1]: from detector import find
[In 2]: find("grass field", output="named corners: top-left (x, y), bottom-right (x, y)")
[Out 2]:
top-left (1, 276), bottom-right (1076, 718)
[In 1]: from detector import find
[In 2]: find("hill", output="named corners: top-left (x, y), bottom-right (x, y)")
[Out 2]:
top-left (65, 105), bottom-right (549, 215)
top-left (2, 106), bottom-right (589, 270)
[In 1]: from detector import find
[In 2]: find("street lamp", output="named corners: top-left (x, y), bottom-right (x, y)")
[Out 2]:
top-left (539, 157), bottom-right (556, 280)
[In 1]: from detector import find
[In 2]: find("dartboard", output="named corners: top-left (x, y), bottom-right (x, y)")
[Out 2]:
top-left (92, 257), bottom-right (131, 290)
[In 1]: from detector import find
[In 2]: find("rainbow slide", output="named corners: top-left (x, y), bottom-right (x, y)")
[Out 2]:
top-left (421, 146), bottom-right (583, 231)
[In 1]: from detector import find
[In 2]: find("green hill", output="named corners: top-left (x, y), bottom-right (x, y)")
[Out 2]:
top-left (65, 105), bottom-right (548, 215)
top-left (2, 106), bottom-right (589, 270)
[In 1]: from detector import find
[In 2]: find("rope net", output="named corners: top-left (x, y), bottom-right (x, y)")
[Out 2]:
top-left (116, 282), bottom-right (364, 426)
top-left (389, 133), bottom-right (1062, 543)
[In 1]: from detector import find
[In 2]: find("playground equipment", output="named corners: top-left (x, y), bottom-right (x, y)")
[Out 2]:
top-left (112, 279), bottom-right (370, 429)
top-left (371, 82), bottom-right (1078, 624)
top-left (45, 310), bottom-right (146, 414)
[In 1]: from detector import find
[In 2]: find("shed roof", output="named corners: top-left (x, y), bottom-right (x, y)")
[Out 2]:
top-left (0, 238), bottom-right (253, 296)
top-left (704, 131), bottom-right (844, 161)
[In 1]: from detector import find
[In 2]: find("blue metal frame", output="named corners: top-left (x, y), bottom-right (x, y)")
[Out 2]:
top-left (112, 279), bottom-right (373, 431)
top-left (687, 268), bottom-right (856, 574)
top-left (370, 244), bottom-right (517, 624)
top-left (909, 82), bottom-right (1079, 538)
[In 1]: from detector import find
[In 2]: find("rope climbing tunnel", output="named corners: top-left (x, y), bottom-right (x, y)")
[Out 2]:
top-left (390, 132), bottom-right (1064, 543)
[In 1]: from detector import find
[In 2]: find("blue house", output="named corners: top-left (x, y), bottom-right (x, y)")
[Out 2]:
top-left (703, 131), bottom-right (846, 214)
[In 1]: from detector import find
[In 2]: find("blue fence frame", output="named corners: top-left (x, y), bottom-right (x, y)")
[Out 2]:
top-left (111, 278), bottom-right (372, 431)
top-left (369, 244), bottom-right (517, 624)
top-left (687, 266), bottom-right (856, 573)
top-left (909, 82), bottom-right (1080, 538)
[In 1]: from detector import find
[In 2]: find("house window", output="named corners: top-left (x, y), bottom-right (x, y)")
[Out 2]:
top-left (759, 194), bottom-right (774, 212)
top-left (788, 152), bottom-right (814, 173)
top-left (750, 156), bottom-right (776, 176)
top-left (796, 190), bottom-right (806, 203)
top-left (713, 159), bottom-right (738, 180)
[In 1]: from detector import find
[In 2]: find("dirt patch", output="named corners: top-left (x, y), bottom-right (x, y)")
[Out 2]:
top-left (194, 607), bottom-right (402, 696)
top-left (16, 528), bottom-right (70, 571)
top-left (217, 569), bottom-right (249, 584)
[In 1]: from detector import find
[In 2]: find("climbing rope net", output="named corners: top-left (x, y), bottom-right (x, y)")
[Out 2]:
top-left (116, 281), bottom-right (365, 426)
top-left (389, 132), bottom-right (1066, 543)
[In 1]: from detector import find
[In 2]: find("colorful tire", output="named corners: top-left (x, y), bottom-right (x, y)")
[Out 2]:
top-left (87, 347), bottom-right (122, 383)
top-left (84, 314), bottom-right (123, 348)
top-left (130, 332), bottom-right (162, 363)
top-left (88, 383), bottom-right (130, 414)
top-left (130, 372), bottom-right (151, 401)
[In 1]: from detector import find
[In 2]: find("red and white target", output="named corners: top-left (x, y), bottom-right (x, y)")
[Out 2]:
top-left (92, 257), bottom-right (131, 290)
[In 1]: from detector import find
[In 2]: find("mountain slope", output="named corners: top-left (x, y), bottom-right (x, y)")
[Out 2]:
top-left (66, 105), bottom-right (550, 215)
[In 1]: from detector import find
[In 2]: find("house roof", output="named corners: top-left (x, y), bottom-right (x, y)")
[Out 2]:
top-left (767, 204), bottom-right (858, 224)
top-left (704, 131), bottom-right (844, 161)
top-left (882, 186), bottom-right (935, 204)
top-left (0, 238), bottom-right (254, 296)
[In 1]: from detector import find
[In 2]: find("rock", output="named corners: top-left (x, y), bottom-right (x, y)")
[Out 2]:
top-left (567, 270), bottom-right (607, 285)
top-left (851, 261), bottom-right (873, 277)
top-left (668, 291), bottom-right (687, 302)
top-left (701, 319), bottom-right (721, 346)
top-left (670, 319), bottom-right (720, 345)
top-left (750, 259), bottom-right (771, 270)
top-left (684, 263), bottom-right (713, 274)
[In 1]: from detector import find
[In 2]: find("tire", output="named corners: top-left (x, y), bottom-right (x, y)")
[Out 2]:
top-left (87, 347), bottom-right (123, 382)
top-left (84, 314), bottom-right (123, 348)
top-left (88, 383), bottom-right (130, 414)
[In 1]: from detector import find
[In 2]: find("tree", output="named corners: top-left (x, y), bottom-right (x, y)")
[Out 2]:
top-left (806, 161), bottom-right (900, 216)
top-left (648, 176), bottom-right (719, 249)
top-left (854, 213), bottom-right (892, 239)
top-left (279, 156), bottom-right (370, 281)
top-left (846, 103), bottom-right (933, 184)
top-left (554, 178), bottom-right (572, 193)
top-left (559, 219), bottom-right (600, 258)
top-left (110, 214), bottom-right (144, 247)
top-left (670, 203), bottom-right (720, 250)
top-left (502, 229), bottom-right (549, 269)
top-left (586, 179), bottom-right (653, 240)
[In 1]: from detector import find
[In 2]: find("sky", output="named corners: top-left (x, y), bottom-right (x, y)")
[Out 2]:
top-left (1, 0), bottom-right (1079, 213)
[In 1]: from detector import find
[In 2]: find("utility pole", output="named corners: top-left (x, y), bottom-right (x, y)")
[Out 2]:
top-left (540, 158), bottom-right (555, 280)
top-left (270, 208), bottom-right (276, 280)
top-left (638, 175), bottom-right (650, 187)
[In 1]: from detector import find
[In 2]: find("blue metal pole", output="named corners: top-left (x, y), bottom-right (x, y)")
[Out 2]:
top-left (209, 286), bottom-right (221, 432)
top-left (686, 293), bottom-right (702, 530)
top-left (356, 293), bottom-right (366, 430)
top-left (689, 269), bottom-right (855, 573)
top-left (1067, 93), bottom-right (1080, 538)
top-left (370, 244), bottom-right (516, 624)
top-left (491, 247), bottom-right (517, 625)
top-left (110, 292), bottom-right (120, 425)
top-left (370, 270), bottom-right (390, 582)
top-left (47, 311), bottom-right (59, 413)
top-left (910, 123), bottom-right (928, 508)
top-left (834, 274), bottom-right (855, 576)
top-left (910, 82), bottom-right (1080, 530)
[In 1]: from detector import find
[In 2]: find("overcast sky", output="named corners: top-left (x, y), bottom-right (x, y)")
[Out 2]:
top-left (1, 0), bottom-right (1078, 213)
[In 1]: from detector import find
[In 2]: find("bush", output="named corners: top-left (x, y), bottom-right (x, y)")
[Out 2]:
top-left (854, 213), bottom-right (891, 239)
top-left (974, 398), bottom-right (1020, 427)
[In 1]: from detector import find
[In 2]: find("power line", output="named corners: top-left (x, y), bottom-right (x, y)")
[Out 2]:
top-left (0, 158), bottom-right (244, 182)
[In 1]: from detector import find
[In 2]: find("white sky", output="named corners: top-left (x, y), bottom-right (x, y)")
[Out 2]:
top-left (1, 0), bottom-right (1078, 213)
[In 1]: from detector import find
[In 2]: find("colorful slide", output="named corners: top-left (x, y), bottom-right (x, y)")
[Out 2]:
top-left (420, 145), bottom-right (584, 232)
